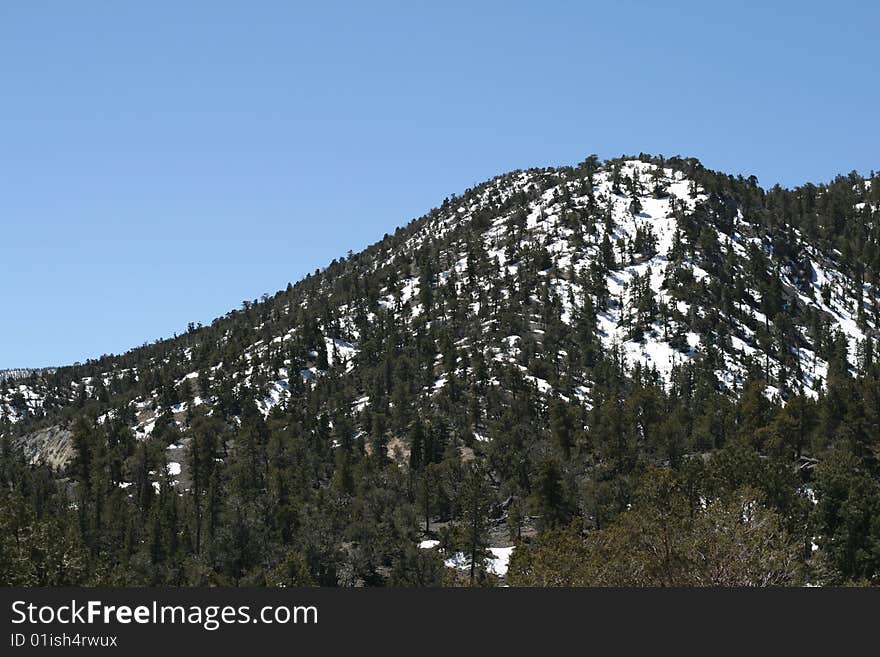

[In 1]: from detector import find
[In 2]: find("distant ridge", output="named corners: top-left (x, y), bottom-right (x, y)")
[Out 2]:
top-left (0, 368), bottom-right (55, 383)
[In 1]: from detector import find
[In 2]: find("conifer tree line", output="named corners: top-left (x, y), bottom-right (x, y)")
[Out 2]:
top-left (2, 154), bottom-right (879, 586)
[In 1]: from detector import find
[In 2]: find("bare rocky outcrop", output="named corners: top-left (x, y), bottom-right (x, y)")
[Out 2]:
top-left (13, 425), bottom-right (75, 470)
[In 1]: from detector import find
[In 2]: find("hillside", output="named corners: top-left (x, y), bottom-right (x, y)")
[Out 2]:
top-left (2, 154), bottom-right (880, 587)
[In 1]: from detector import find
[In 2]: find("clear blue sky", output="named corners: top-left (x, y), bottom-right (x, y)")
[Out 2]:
top-left (2, 1), bottom-right (878, 368)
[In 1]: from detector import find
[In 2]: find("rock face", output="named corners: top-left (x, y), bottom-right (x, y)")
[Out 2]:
top-left (13, 426), bottom-right (74, 470)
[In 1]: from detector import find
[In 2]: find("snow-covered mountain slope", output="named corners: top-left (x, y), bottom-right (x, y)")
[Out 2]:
top-left (3, 155), bottom-right (878, 470)
top-left (325, 158), bottom-right (876, 402)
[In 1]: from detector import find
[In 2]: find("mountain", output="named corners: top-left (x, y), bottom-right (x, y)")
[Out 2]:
top-left (3, 154), bottom-right (880, 587)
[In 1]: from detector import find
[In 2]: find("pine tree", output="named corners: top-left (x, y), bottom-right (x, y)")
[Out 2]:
top-left (455, 463), bottom-right (494, 585)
